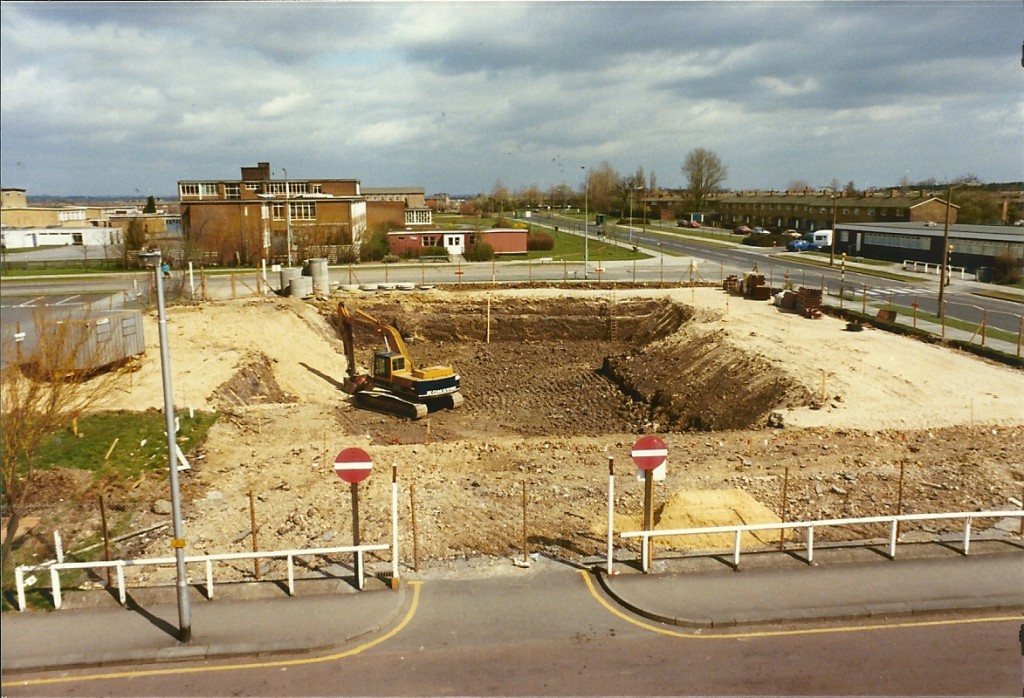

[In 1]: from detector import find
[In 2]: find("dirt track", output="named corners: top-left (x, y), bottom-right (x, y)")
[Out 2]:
top-left (20, 287), bottom-right (1024, 582)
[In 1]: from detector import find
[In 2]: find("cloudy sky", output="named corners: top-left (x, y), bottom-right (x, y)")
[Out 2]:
top-left (1, 1), bottom-right (1021, 198)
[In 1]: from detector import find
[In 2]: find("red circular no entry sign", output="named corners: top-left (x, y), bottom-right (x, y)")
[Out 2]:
top-left (631, 435), bottom-right (668, 471)
top-left (334, 447), bottom-right (373, 484)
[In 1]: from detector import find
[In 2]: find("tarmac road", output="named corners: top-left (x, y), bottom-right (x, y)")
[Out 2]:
top-left (2, 544), bottom-right (1022, 696)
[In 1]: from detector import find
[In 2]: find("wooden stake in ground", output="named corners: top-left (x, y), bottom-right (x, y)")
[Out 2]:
top-left (248, 490), bottom-right (260, 580)
top-left (778, 465), bottom-right (790, 551)
top-left (896, 460), bottom-right (906, 540)
top-left (521, 480), bottom-right (529, 565)
top-left (99, 496), bottom-right (113, 587)
top-left (410, 483), bottom-right (420, 573)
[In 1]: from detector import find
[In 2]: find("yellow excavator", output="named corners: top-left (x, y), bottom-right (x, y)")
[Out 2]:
top-left (334, 302), bottom-right (463, 419)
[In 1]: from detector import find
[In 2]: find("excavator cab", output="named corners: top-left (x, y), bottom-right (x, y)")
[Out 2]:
top-left (372, 351), bottom-right (406, 382)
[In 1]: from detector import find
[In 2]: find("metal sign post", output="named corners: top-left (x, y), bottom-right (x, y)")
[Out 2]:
top-left (334, 448), bottom-right (373, 590)
top-left (632, 435), bottom-right (668, 573)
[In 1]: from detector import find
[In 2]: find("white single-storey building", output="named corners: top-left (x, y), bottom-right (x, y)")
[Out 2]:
top-left (0, 227), bottom-right (123, 249)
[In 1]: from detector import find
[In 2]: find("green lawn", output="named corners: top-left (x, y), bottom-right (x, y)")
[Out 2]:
top-left (27, 410), bottom-right (219, 479)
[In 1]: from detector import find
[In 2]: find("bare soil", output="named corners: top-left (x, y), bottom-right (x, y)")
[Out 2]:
top-left (16, 286), bottom-right (1024, 583)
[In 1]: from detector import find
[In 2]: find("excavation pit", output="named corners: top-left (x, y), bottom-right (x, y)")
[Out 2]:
top-left (328, 293), bottom-right (814, 441)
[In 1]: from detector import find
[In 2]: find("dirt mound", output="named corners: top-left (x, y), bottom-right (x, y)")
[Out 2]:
top-left (611, 489), bottom-right (788, 550)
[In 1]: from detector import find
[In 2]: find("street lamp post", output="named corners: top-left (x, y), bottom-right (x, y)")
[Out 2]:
top-left (829, 193), bottom-right (838, 267)
top-left (581, 166), bottom-right (589, 280)
top-left (283, 168), bottom-right (292, 268)
top-left (138, 251), bottom-right (191, 643)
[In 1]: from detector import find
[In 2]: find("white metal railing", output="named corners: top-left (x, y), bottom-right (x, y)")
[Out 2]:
top-left (618, 510), bottom-right (1023, 573)
top-left (14, 542), bottom-right (391, 612)
top-left (902, 259), bottom-right (967, 279)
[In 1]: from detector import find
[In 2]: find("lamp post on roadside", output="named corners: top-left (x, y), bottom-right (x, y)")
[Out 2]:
top-left (138, 251), bottom-right (191, 643)
top-left (829, 192), bottom-right (838, 267)
top-left (628, 185), bottom-right (643, 246)
top-left (282, 168), bottom-right (292, 268)
top-left (937, 183), bottom-right (961, 322)
top-left (581, 165), bottom-right (589, 280)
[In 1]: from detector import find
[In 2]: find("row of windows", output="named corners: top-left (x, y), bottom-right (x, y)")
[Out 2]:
top-left (863, 233), bottom-right (930, 250)
top-left (724, 203), bottom-right (893, 216)
top-left (949, 239), bottom-right (1024, 258)
top-left (271, 202), bottom-right (318, 220)
top-left (405, 210), bottom-right (432, 224)
top-left (181, 181), bottom-right (322, 198)
top-left (58, 210), bottom-right (86, 222)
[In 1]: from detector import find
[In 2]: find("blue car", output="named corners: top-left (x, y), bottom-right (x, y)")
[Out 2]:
top-left (786, 239), bottom-right (814, 252)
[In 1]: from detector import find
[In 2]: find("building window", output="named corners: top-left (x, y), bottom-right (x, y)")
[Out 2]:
top-left (58, 210), bottom-right (86, 222)
top-left (180, 183), bottom-right (200, 196)
top-left (868, 209), bottom-right (876, 216)
top-left (312, 184), bottom-right (322, 194)
top-left (267, 182), bottom-right (287, 195)
top-left (225, 184), bottom-right (240, 199)
top-left (290, 182), bottom-right (308, 194)
top-left (290, 202), bottom-right (316, 220)
top-left (200, 183), bottom-right (219, 197)
top-left (244, 182), bottom-right (259, 191)
top-left (272, 203), bottom-right (285, 220)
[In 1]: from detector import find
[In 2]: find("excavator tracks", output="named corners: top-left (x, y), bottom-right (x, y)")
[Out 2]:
top-left (351, 390), bottom-right (463, 420)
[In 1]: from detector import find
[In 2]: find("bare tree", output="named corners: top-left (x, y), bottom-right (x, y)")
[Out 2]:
top-left (681, 148), bottom-right (727, 213)
top-left (586, 161), bottom-right (620, 214)
top-left (1, 308), bottom-right (128, 572)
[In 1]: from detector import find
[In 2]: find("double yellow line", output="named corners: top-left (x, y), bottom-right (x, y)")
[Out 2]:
top-left (4, 581), bottom-right (423, 688)
top-left (578, 569), bottom-right (1021, 639)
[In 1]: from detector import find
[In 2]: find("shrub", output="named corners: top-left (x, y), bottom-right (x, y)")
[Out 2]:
top-left (527, 232), bottom-right (554, 251)
top-left (359, 229), bottom-right (390, 261)
top-left (418, 246), bottom-right (448, 259)
top-left (464, 241), bottom-right (495, 262)
top-left (991, 254), bottom-right (1022, 285)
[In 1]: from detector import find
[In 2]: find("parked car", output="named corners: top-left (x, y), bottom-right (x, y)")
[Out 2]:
top-left (783, 229), bottom-right (801, 238)
top-left (786, 238), bottom-right (814, 252)
top-left (734, 225), bottom-right (752, 235)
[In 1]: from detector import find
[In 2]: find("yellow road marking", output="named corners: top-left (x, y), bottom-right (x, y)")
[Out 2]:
top-left (579, 569), bottom-right (1021, 639)
top-left (4, 580), bottom-right (422, 688)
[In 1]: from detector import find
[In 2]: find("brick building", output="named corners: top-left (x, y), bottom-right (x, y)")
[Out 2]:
top-left (363, 187), bottom-right (432, 230)
top-left (718, 191), bottom-right (957, 231)
top-left (644, 190), bottom-right (958, 231)
top-left (177, 162), bottom-right (368, 264)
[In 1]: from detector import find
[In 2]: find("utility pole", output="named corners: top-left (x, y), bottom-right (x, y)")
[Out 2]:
top-left (937, 184), bottom-right (953, 321)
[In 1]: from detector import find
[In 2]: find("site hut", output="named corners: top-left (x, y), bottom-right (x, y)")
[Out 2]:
top-left (387, 228), bottom-right (528, 259)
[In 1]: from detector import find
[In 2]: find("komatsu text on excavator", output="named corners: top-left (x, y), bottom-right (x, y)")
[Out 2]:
top-left (334, 303), bottom-right (463, 419)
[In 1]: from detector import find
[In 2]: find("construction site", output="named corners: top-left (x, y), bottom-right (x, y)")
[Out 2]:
top-left (15, 284), bottom-right (1024, 583)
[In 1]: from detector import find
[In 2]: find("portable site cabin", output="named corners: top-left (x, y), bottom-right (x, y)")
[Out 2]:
top-left (3, 309), bottom-right (145, 374)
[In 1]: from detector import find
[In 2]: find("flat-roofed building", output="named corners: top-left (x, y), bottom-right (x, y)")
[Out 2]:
top-left (177, 162), bottom-right (367, 264)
